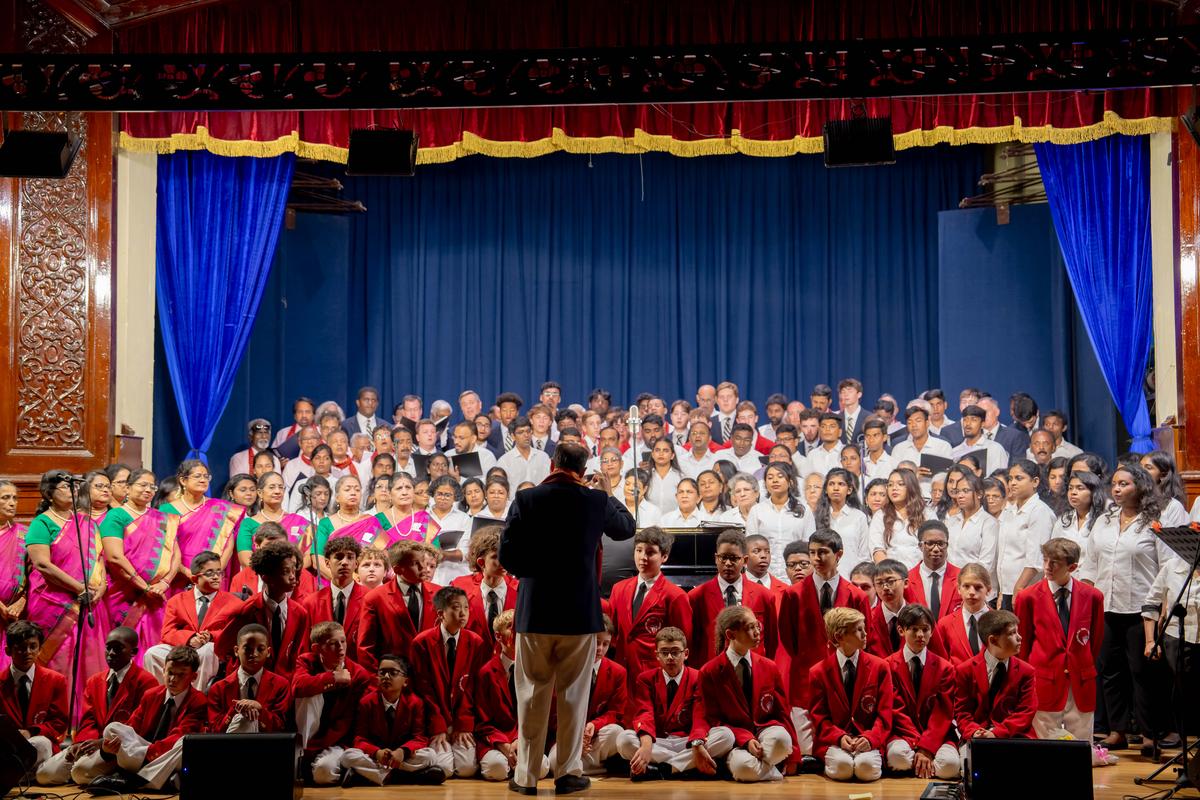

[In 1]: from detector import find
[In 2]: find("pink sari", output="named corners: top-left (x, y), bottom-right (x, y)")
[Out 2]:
top-left (384, 509), bottom-right (438, 546)
top-left (316, 515), bottom-right (383, 589)
top-left (280, 512), bottom-right (318, 598)
top-left (104, 510), bottom-right (178, 652)
top-left (0, 522), bottom-right (27, 672)
top-left (26, 513), bottom-right (109, 724)
top-left (173, 498), bottom-right (244, 591)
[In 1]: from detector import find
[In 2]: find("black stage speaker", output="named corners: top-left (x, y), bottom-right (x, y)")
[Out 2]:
top-left (181, 733), bottom-right (301, 800)
top-left (0, 712), bottom-right (37, 796)
top-left (822, 116), bottom-right (895, 167)
top-left (346, 128), bottom-right (418, 176)
top-left (0, 129), bottom-right (83, 178)
top-left (965, 738), bottom-right (1092, 800)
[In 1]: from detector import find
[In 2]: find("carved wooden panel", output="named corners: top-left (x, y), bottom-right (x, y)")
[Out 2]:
top-left (1178, 123), bottom-right (1200, 506)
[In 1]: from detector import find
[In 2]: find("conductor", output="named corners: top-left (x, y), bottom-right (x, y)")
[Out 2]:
top-left (499, 442), bottom-right (636, 794)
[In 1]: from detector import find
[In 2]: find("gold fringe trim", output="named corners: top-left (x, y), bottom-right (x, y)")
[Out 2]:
top-left (119, 111), bottom-right (1176, 164)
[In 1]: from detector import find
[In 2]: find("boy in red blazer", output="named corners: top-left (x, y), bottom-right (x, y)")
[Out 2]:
top-left (208, 540), bottom-right (311, 680)
top-left (338, 654), bottom-right (446, 786)
top-left (935, 563), bottom-right (992, 665)
top-left (865, 558), bottom-right (909, 658)
top-left (904, 521), bottom-right (961, 621)
top-left (356, 546), bottom-right (389, 591)
top-left (884, 604), bottom-right (960, 780)
top-left (145, 550), bottom-right (237, 688)
top-left (1, 621), bottom-right (68, 775)
top-left (450, 526), bottom-right (518, 648)
top-left (83, 645), bottom-right (210, 793)
top-left (809, 607), bottom-right (892, 782)
top-left (777, 529), bottom-right (869, 761)
top-left (38, 626), bottom-right (156, 786)
top-left (294, 621), bottom-right (374, 784)
top-left (609, 527), bottom-right (692, 695)
top-left (783, 540), bottom-right (813, 585)
top-left (688, 531), bottom-right (778, 666)
top-left (1014, 538), bottom-right (1104, 747)
top-left (230, 521), bottom-right (316, 600)
top-left (206, 623), bottom-right (291, 733)
top-left (476, 610), bottom-right (549, 783)
top-left (953, 609), bottom-right (1038, 763)
top-left (547, 614), bottom-right (629, 775)
top-left (301, 535), bottom-right (366, 662)
top-left (744, 534), bottom-right (789, 596)
top-left (615, 626), bottom-right (734, 781)
top-left (697, 606), bottom-right (796, 782)
top-left (357, 540), bottom-right (441, 671)
top-left (410, 585), bottom-right (489, 778)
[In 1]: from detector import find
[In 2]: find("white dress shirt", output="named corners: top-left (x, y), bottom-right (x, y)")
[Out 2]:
top-left (806, 444), bottom-right (843, 478)
top-left (919, 563), bottom-right (950, 609)
top-left (868, 508), bottom-right (931, 570)
top-left (646, 469), bottom-right (682, 513)
top-left (1056, 510), bottom-right (1095, 581)
top-left (1161, 498), bottom-right (1190, 528)
top-left (659, 508), bottom-right (705, 528)
top-left (679, 448), bottom-right (721, 480)
top-left (747, 499), bottom-right (816, 579)
top-left (952, 436), bottom-right (1009, 472)
top-left (862, 451), bottom-right (898, 484)
top-left (995, 495), bottom-right (1054, 596)
top-left (946, 508), bottom-right (999, 583)
top-left (717, 575), bottom-right (744, 605)
top-left (1084, 510), bottom-right (1174, 615)
top-left (890, 436), bottom-right (953, 498)
top-left (828, 506), bottom-right (871, 579)
top-left (717, 449), bottom-right (765, 475)
top-left (496, 447), bottom-right (552, 489)
top-left (791, 450), bottom-right (814, 478)
top-left (627, 501), bottom-right (662, 528)
top-left (444, 446), bottom-right (497, 479)
top-left (1143, 558), bottom-right (1200, 644)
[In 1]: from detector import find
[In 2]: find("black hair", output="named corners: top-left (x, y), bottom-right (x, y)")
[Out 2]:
top-left (897, 603), bottom-right (934, 629)
top-left (814, 467), bottom-right (865, 530)
top-left (811, 384), bottom-right (833, 398)
top-left (35, 469), bottom-right (72, 515)
top-left (5, 620), bottom-right (44, 647)
top-left (808, 528), bottom-right (844, 554)
top-left (249, 540), bottom-right (301, 579)
top-left (634, 526), bottom-right (674, 557)
top-left (762, 461), bottom-right (806, 518)
top-left (189, 549), bottom-right (221, 573)
top-left (433, 585), bottom-right (468, 611)
top-left (1141, 450), bottom-right (1186, 504)
top-left (552, 442), bottom-right (590, 474)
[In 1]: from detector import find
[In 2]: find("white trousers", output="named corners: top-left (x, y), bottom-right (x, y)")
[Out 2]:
top-left (718, 724), bottom-right (791, 782)
top-left (885, 739), bottom-right (961, 779)
top-left (339, 746), bottom-right (439, 785)
top-left (69, 722), bottom-right (184, 790)
top-left (548, 723), bottom-right (621, 775)
top-left (1033, 689), bottom-right (1094, 743)
top-left (37, 745), bottom-right (75, 785)
top-left (294, 694), bottom-right (325, 749)
top-left (480, 748), bottom-right (550, 782)
top-left (144, 642), bottom-right (220, 690)
top-left (824, 746), bottom-right (882, 782)
top-left (429, 738), bottom-right (478, 777)
top-left (513, 632), bottom-right (596, 787)
top-left (614, 727), bottom-right (736, 774)
top-left (788, 705), bottom-right (815, 755)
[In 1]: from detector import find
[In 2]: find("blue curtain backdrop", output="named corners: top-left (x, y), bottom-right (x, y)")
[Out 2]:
top-left (155, 150), bottom-right (296, 463)
top-left (1035, 135), bottom-right (1154, 452)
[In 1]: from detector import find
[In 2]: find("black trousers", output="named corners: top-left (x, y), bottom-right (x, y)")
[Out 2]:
top-left (1163, 635), bottom-right (1200, 735)
top-left (1099, 612), bottom-right (1168, 737)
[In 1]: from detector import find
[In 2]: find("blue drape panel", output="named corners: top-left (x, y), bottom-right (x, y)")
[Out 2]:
top-left (1035, 136), bottom-right (1154, 452)
top-left (155, 151), bottom-right (296, 461)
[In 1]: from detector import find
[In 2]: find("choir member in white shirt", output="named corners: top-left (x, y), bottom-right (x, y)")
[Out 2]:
top-left (349, 432), bottom-right (374, 481)
top-left (645, 438), bottom-right (683, 513)
top-left (805, 413), bottom-right (845, 477)
top-left (228, 419), bottom-right (281, 480)
top-left (802, 473), bottom-right (823, 515)
top-left (838, 444), bottom-right (864, 496)
top-left (863, 478), bottom-right (888, 518)
top-left (621, 468), bottom-right (662, 528)
top-left (860, 419), bottom-right (897, 483)
top-left (771, 424), bottom-right (812, 477)
top-left (621, 414), bottom-right (663, 472)
top-left (1041, 410), bottom-right (1083, 459)
top-left (1056, 470), bottom-right (1106, 580)
top-left (678, 416), bottom-right (721, 479)
top-left (722, 473), bottom-right (760, 525)
top-left (445, 420), bottom-right (498, 479)
top-left (286, 443), bottom-right (335, 512)
top-left (981, 476), bottom-right (1008, 520)
top-left (474, 476), bottom-right (511, 523)
top-left (659, 478), bottom-right (707, 528)
top-left (273, 396), bottom-right (315, 448)
top-left (460, 477), bottom-right (488, 519)
top-left (427, 475), bottom-right (473, 585)
top-left (868, 469), bottom-right (931, 570)
top-left (282, 426), bottom-right (321, 505)
top-left (716, 423), bottom-right (765, 474)
top-left (696, 470), bottom-right (731, 521)
top-left (950, 405), bottom-right (1009, 471)
top-left (813, 468), bottom-right (871, 579)
top-left (326, 430), bottom-right (362, 484)
top-left (759, 393), bottom-right (788, 441)
top-left (944, 471), bottom-right (998, 587)
top-left (1026, 429), bottom-right (1057, 469)
top-left (495, 416), bottom-right (552, 489)
top-left (889, 401), bottom-right (953, 498)
top-left (994, 460), bottom-right (1056, 609)
top-left (1140, 451), bottom-right (1190, 527)
top-left (595, 448), bottom-right (625, 497)
top-left (923, 388), bottom-right (956, 440)
top-left (746, 462), bottom-right (815, 579)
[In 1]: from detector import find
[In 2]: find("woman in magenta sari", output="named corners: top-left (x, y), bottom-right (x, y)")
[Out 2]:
top-left (235, 471), bottom-right (317, 596)
top-left (375, 472), bottom-right (440, 547)
top-left (25, 470), bottom-right (111, 717)
top-left (159, 459), bottom-right (244, 590)
top-left (313, 475), bottom-right (382, 584)
top-left (0, 479), bottom-right (27, 672)
top-left (99, 468), bottom-right (179, 653)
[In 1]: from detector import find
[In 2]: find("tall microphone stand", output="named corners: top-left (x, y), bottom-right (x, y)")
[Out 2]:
top-left (63, 474), bottom-right (94, 745)
top-left (627, 406), bottom-right (641, 531)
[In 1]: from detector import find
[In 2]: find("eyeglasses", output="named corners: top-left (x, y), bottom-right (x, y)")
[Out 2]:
top-left (655, 648), bottom-right (685, 658)
top-left (188, 473), bottom-right (213, 482)
top-left (196, 569), bottom-right (223, 578)
top-left (715, 554), bottom-right (744, 563)
top-left (874, 577), bottom-right (903, 588)
top-left (921, 540), bottom-right (948, 550)
top-left (251, 424), bottom-right (271, 432)
top-left (377, 668), bottom-right (404, 677)
top-left (131, 482), bottom-right (158, 491)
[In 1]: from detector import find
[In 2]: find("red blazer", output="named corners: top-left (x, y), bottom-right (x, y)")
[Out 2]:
top-left (777, 576), bottom-right (870, 706)
top-left (451, 573), bottom-right (518, 647)
top-left (696, 651), bottom-right (796, 751)
top-left (865, 603), bottom-right (901, 659)
top-left (952, 652), bottom-right (1038, 739)
top-left (356, 579), bottom-right (441, 671)
top-left (409, 626), bottom-right (489, 736)
top-left (300, 582), bottom-right (368, 662)
top-left (748, 573), bottom-right (789, 603)
top-left (688, 578), bottom-right (778, 666)
top-left (808, 651), bottom-right (894, 759)
top-left (904, 564), bottom-right (962, 620)
top-left (291, 652), bottom-right (374, 754)
top-left (0, 666), bottom-right (68, 749)
top-left (886, 649), bottom-right (957, 754)
top-left (609, 575), bottom-right (692, 691)
top-left (474, 654), bottom-right (518, 759)
top-left (585, 658), bottom-right (628, 730)
top-left (125, 684), bottom-right (209, 761)
top-left (231, 564), bottom-right (317, 602)
top-left (352, 689), bottom-right (429, 757)
top-left (77, 665), bottom-right (158, 741)
top-left (630, 666), bottom-right (703, 740)
top-left (206, 669), bottom-right (291, 732)
top-left (1015, 579), bottom-right (1104, 713)
top-left (159, 589), bottom-right (241, 647)
top-left (934, 610), bottom-right (984, 665)
top-left (208, 593), bottom-right (311, 680)
top-left (753, 433), bottom-right (776, 455)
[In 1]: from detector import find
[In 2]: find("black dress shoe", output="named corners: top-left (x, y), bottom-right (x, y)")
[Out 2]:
top-left (799, 755), bottom-right (824, 775)
top-left (88, 773), bottom-right (147, 795)
top-left (1158, 734), bottom-right (1183, 749)
top-left (631, 765), bottom-right (665, 782)
top-left (509, 777), bottom-right (539, 795)
top-left (393, 766), bottom-right (447, 785)
top-left (554, 774), bottom-right (591, 794)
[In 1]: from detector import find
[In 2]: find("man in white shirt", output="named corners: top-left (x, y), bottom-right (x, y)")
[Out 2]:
top-left (445, 420), bottom-right (497, 479)
top-left (890, 401), bottom-right (952, 497)
top-left (282, 426), bottom-right (321, 498)
top-left (414, 419), bottom-right (441, 455)
top-left (836, 379), bottom-right (865, 446)
top-left (760, 393), bottom-right (789, 440)
top-left (622, 414), bottom-right (663, 472)
top-left (679, 417), bottom-right (721, 479)
top-left (806, 413), bottom-right (845, 478)
top-left (538, 381), bottom-right (563, 415)
top-left (923, 388), bottom-right (962, 447)
top-left (809, 384), bottom-right (833, 413)
top-left (343, 386), bottom-right (384, 437)
top-left (717, 423), bottom-right (765, 474)
top-left (1027, 429), bottom-right (1057, 467)
top-left (228, 419), bottom-right (281, 479)
top-left (273, 397), bottom-right (315, 448)
top-left (861, 419), bottom-right (897, 483)
top-left (710, 381), bottom-right (739, 446)
top-left (951, 405), bottom-right (1009, 472)
top-left (497, 416), bottom-right (552, 488)
top-left (1041, 410), bottom-right (1083, 459)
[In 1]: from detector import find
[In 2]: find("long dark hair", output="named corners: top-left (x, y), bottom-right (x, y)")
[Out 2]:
top-left (1104, 463), bottom-right (1164, 526)
top-left (763, 461), bottom-right (805, 518)
top-left (152, 476), bottom-right (180, 508)
top-left (935, 465), bottom-right (972, 521)
top-left (1066, 452), bottom-right (1109, 484)
top-left (882, 469), bottom-right (925, 545)
top-left (1141, 450), bottom-right (1186, 505)
top-left (814, 467), bottom-right (864, 530)
top-left (1059, 469), bottom-right (1106, 532)
top-left (696, 469), bottom-right (730, 513)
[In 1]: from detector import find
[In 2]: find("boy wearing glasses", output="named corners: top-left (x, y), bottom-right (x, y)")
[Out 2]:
top-left (903, 521), bottom-right (961, 622)
top-left (865, 559), bottom-right (909, 658)
top-left (145, 551), bottom-right (237, 688)
top-left (687, 531), bottom-right (778, 667)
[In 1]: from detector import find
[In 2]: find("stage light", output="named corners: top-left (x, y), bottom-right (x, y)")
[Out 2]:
top-left (822, 115), bottom-right (895, 168)
top-left (346, 128), bottom-right (419, 176)
top-left (0, 129), bottom-right (82, 179)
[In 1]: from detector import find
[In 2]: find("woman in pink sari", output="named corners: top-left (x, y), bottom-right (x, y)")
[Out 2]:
top-left (376, 472), bottom-right (440, 546)
top-left (0, 479), bottom-right (28, 671)
top-left (159, 459), bottom-right (244, 590)
top-left (99, 468), bottom-right (179, 653)
top-left (25, 470), bottom-right (111, 718)
top-left (235, 471), bottom-right (317, 597)
top-left (313, 475), bottom-right (382, 585)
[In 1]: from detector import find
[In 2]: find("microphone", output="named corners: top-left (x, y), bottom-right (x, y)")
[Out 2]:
top-left (627, 404), bottom-right (641, 434)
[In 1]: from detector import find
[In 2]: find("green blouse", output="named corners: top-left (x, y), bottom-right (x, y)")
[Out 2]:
top-left (25, 513), bottom-right (63, 546)
top-left (99, 507), bottom-right (135, 539)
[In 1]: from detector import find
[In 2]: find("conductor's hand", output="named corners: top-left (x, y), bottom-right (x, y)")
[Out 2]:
top-left (588, 473), bottom-right (611, 494)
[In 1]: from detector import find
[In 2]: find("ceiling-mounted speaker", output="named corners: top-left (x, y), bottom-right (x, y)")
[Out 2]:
top-left (822, 116), bottom-right (895, 168)
top-left (0, 129), bottom-right (83, 178)
top-left (346, 129), bottom-right (418, 176)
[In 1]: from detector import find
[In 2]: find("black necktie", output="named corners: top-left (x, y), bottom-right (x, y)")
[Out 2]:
top-left (17, 676), bottom-right (30, 719)
top-left (724, 584), bottom-right (738, 607)
top-left (843, 659), bottom-right (857, 702)
top-left (1056, 587), bottom-right (1070, 635)
top-left (631, 582), bottom-right (648, 619)
top-left (968, 615), bottom-right (981, 655)
top-left (910, 656), bottom-right (923, 694)
top-left (666, 678), bottom-right (678, 709)
top-left (738, 658), bottom-right (753, 708)
top-left (889, 616), bottom-right (900, 651)
top-left (929, 572), bottom-right (941, 618)
top-left (820, 582), bottom-right (833, 614)
top-left (487, 590), bottom-right (500, 633)
top-left (106, 673), bottom-right (120, 706)
top-left (271, 603), bottom-right (283, 654)
top-left (196, 594), bottom-right (210, 628)
top-left (385, 703), bottom-right (396, 728)
top-left (446, 636), bottom-right (457, 677)
top-left (988, 662), bottom-right (1007, 707)
top-left (151, 697), bottom-right (175, 741)
top-left (334, 591), bottom-right (346, 625)
top-left (407, 586), bottom-right (421, 627)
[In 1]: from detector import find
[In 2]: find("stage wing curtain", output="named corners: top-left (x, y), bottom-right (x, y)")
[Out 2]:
top-left (155, 150), bottom-right (296, 463)
top-left (1035, 135), bottom-right (1154, 452)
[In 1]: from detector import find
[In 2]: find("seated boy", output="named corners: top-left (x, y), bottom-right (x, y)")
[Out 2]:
top-left (37, 626), bottom-right (156, 786)
top-left (338, 654), bottom-right (446, 786)
top-left (294, 621), bottom-right (373, 784)
top-left (783, 540), bottom-right (812, 584)
top-left (146, 550), bottom-right (237, 687)
top-left (1, 621), bottom-right (67, 776)
top-left (616, 626), bottom-right (734, 781)
top-left (475, 609), bottom-right (551, 783)
top-left (953, 609), bottom-right (1038, 764)
top-left (301, 535), bottom-right (367, 662)
top-left (357, 540), bottom-right (440, 671)
top-left (229, 522), bottom-right (296, 597)
top-left (743, 534), bottom-right (788, 596)
top-left (80, 645), bottom-right (209, 792)
top-left (357, 546), bottom-right (389, 590)
top-left (866, 559), bottom-right (909, 658)
top-left (451, 526), bottom-right (518, 648)
top-left (207, 623), bottom-right (290, 733)
top-left (697, 606), bottom-right (796, 782)
top-left (410, 585), bottom-right (488, 778)
top-left (809, 607), bottom-right (892, 782)
top-left (885, 604), bottom-right (959, 780)
top-left (547, 614), bottom-right (628, 775)
top-left (688, 530), bottom-right (777, 666)
top-left (935, 563), bottom-right (992, 664)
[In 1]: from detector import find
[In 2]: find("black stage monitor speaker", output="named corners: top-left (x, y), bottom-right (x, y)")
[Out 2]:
top-left (181, 733), bottom-right (301, 800)
top-left (823, 116), bottom-right (895, 167)
top-left (0, 129), bottom-right (83, 178)
top-left (965, 738), bottom-right (1092, 800)
top-left (0, 712), bottom-right (37, 796)
top-left (346, 128), bottom-right (418, 176)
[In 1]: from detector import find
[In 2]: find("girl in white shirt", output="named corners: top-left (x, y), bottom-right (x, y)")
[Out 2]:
top-left (645, 438), bottom-right (683, 513)
top-left (814, 467), bottom-right (871, 578)
top-left (994, 459), bottom-right (1055, 607)
top-left (1056, 470), bottom-right (1106, 579)
top-left (869, 468), bottom-right (930, 570)
top-left (1140, 450), bottom-right (1190, 527)
top-left (747, 462), bottom-right (815, 578)
top-left (659, 478), bottom-right (706, 527)
top-left (478, 476), bottom-right (511, 522)
top-left (459, 477), bottom-right (488, 519)
top-left (863, 479), bottom-right (888, 518)
top-left (945, 470), bottom-right (999, 588)
top-left (981, 477), bottom-right (1008, 520)
top-left (428, 475), bottom-right (473, 585)
top-left (621, 468), bottom-right (662, 528)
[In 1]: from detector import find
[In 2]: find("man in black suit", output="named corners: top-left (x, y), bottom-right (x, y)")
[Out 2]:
top-left (709, 380), bottom-right (740, 445)
top-left (836, 377), bottom-right (867, 446)
top-left (499, 443), bottom-right (635, 795)
top-left (341, 385), bottom-right (384, 437)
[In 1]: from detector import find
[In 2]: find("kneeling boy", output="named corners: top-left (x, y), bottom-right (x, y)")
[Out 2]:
top-left (207, 623), bottom-right (291, 733)
top-left (885, 604), bottom-right (959, 779)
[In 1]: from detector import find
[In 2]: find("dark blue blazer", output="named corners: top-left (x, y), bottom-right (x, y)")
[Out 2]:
top-left (838, 409), bottom-right (867, 446)
top-left (993, 424), bottom-right (1030, 464)
top-left (937, 421), bottom-right (964, 448)
top-left (341, 414), bottom-right (383, 437)
top-left (499, 481), bottom-right (635, 635)
top-left (709, 413), bottom-right (736, 446)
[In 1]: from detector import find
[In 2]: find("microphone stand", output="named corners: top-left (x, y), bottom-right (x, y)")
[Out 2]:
top-left (63, 474), bottom-right (93, 745)
top-left (627, 406), bottom-right (641, 531)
